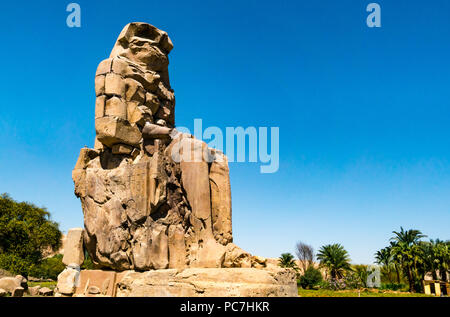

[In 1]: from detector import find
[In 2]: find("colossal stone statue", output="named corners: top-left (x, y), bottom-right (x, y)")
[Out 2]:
top-left (61, 22), bottom-right (298, 297)
top-left (72, 23), bottom-right (261, 272)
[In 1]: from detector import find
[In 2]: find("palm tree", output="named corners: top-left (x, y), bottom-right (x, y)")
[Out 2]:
top-left (375, 247), bottom-right (394, 283)
top-left (390, 227), bottom-right (426, 292)
top-left (278, 253), bottom-right (298, 270)
top-left (391, 227), bottom-right (426, 245)
top-left (419, 241), bottom-right (439, 280)
top-left (442, 241), bottom-right (450, 282)
top-left (317, 244), bottom-right (352, 279)
top-left (388, 241), bottom-right (402, 283)
top-left (423, 239), bottom-right (450, 282)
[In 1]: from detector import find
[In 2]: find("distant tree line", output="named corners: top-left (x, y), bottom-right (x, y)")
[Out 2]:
top-left (375, 227), bottom-right (449, 292)
top-left (279, 227), bottom-right (449, 293)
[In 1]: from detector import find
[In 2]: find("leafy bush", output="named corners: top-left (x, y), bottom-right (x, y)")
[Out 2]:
top-left (0, 253), bottom-right (32, 276)
top-left (299, 267), bottom-right (323, 289)
top-left (318, 272), bottom-right (365, 290)
top-left (352, 265), bottom-right (369, 287)
top-left (343, 271), bottom-right (364, 289)
top-left (81, 251), bottom-right (95, 270)
top-left (319, 278), bottom-right (346, 290)
top-left (28, 254), bottom-right (65, 280)
top-left (379, 283), bottom-right (407, 291)
top-left (28, 252), bottom-right (95, 280)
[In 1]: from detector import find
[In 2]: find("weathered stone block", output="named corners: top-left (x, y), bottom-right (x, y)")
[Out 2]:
top-left (168, 224), bottom-right (186, 269)
top-left (124, 77), bottom-right (145, 103)
top-left (127, 102), bottom-right (151, 126)
top-left (57, 267), bottom-right (80, 295)
top-left (111, 57), bottom-right (129, 75)
top-left (96, 58), bottom-right (112, 76)
top-left (95, 75), bottom-right (105, 96)
top-left (73, 148), bottom-right (99, 171)
top-left (209, 151), bottom-right (232, 245)
top-left (0, 277), bottom-right (21, 293)
top-left (155, 105), bottom-right (171, 121)
top-left (105, 96), bottom-right (127, 119)
top-left (95, 116), bottom-right (141, 147)
top-left (95, 95), bottom-right (106, 118)
top-left (145, 92), bottom-right (160, 114)
top-left (39, 287), bottom-right (53, 296)
top-left (104, 73), bottom-right (125, 97)
top-left (142, 122), bottom-right (172, 139)
top-left (27, 286), bottom-right (40, 296)
top-left (12, 287), bottom-right (24, 297)
top-left (74, 270), bottom-right (121, 297)
top-left (62, 228), bottom-right (85, 266)
top-left (112, 143), bottom-right (133, 155)
top-left (150, 224), bottom-right (169, 269)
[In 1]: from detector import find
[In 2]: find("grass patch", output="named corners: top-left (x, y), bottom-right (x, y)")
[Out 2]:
top-left (298, 288), bottom-right (434, 297)
top-left (28, 281), bottom-right (57, 290)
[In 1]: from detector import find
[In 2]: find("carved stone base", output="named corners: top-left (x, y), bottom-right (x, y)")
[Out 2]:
top-left (117, 268), bottom-right (298, 297)
top-left (62, 268), bottom-right (298, 297)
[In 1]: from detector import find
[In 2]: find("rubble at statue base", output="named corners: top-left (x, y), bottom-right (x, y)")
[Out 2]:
top-left (58, 22), bottom-right (297, 297)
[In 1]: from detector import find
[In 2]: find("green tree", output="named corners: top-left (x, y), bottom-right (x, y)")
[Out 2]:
top-left (0, 194), bottom-right (62, 276)
top-left (388, 241), bottom-right (403, 283)
top-left (375, 246), bottom-right (397, 283)
top-left (418, 239), bottom-right (450, 282)
top-left (278, 253), bottom-right (298, 270)
top-left (299, 267), bottom-right (323, 289)
top-left (390, 227), bottom-right (426, 292)
top-left (29, 254), bottom-right (65, 280)
top-left (435, 240), bottom-right (450, 282)
top-left (317, 243), bottom-right (352, 279)
top-left (352, 264), bottom-right (369, 288)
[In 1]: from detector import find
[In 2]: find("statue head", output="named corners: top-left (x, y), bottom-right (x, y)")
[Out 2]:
top-left (110, 22), bottom-right (173, 72)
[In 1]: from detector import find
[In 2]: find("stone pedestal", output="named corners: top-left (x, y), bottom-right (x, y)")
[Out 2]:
top-left (66, 268), bottom-right (297, 297)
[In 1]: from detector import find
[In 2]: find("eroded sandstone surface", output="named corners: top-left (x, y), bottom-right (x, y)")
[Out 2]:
top-left (72, 23), bottom-right (264, 272)
top-left (116, 268), bottom-right (298, 297)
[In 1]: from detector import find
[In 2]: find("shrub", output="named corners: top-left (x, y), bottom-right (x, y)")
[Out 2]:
top-left (299, 267), bottom-right (323, 289)
top-left (318, 272), bottom-right (364, 290)
top-left (319, 278), bottom-right (346, 290)
top-left (342, 271), bottom-right (364, 289)
top-left (81, 251), bottom-right (95, 270)
top-left (352, 265), bottom-right (369, 288)
top-left (379, 283), bottom-right (407, 291)
top-left (28, 254), bottom-right (65, 280)
top-left (0, 253), bottom-right (32, 276)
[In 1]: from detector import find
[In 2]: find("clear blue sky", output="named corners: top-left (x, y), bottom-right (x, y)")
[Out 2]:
top-left (0, 0), bottom-right (449, 264)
